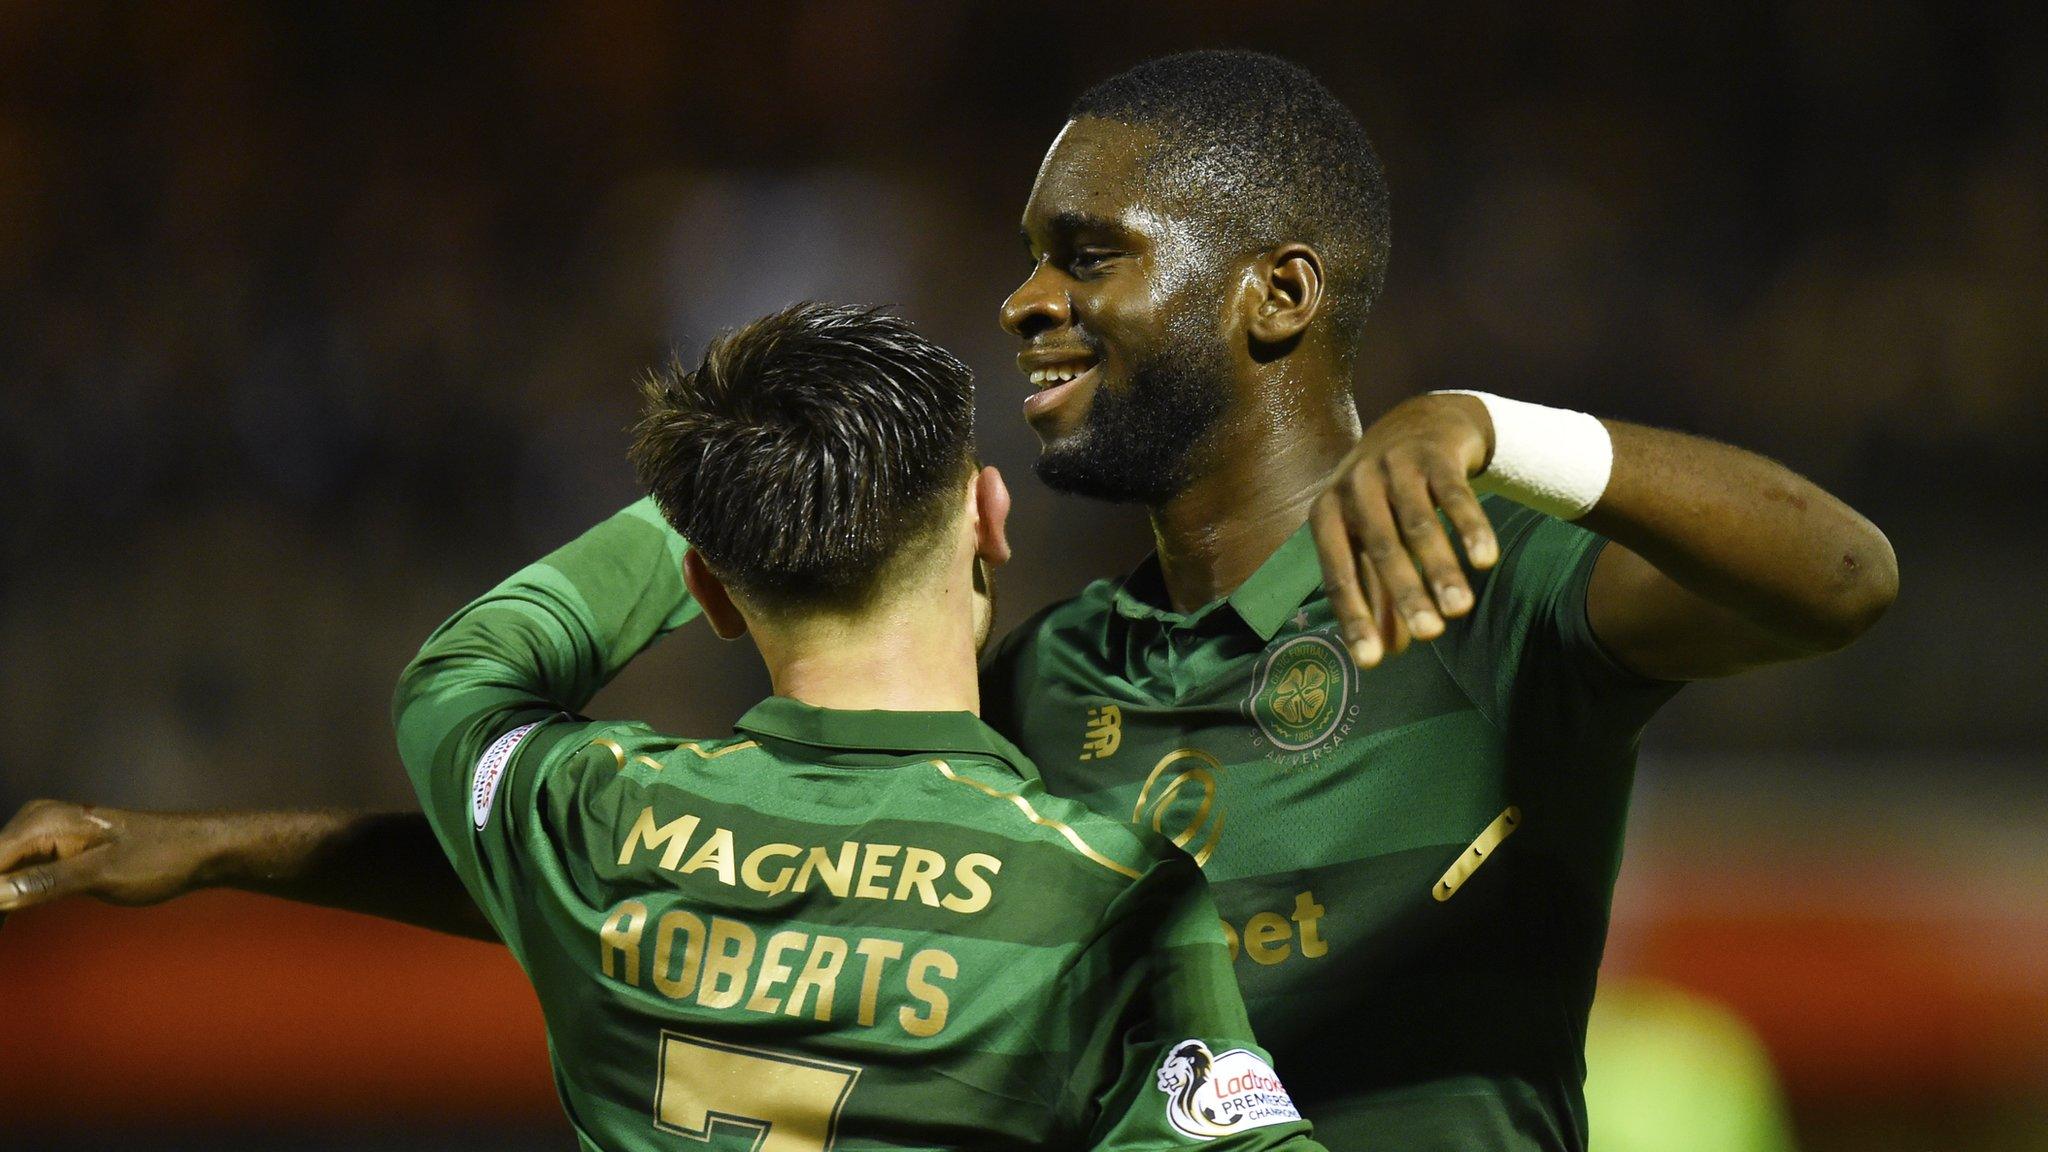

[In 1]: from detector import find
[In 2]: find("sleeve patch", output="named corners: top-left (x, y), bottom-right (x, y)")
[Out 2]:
top-left (473, 721), bottom-right (543, 829)
top-left (1155, 1041), bottom-right (1303, 1141)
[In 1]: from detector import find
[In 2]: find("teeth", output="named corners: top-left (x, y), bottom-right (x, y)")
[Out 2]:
top-left (1028, 364), bottom-right (1091, 387)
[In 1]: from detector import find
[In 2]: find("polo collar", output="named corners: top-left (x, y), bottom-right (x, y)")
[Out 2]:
top-left (1108, 520), bottom-right (1324, 641)
top-left (733, 695), bottom-right (1038, 780)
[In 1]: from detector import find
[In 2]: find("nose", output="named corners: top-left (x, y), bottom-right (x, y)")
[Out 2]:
top-left (1000, 261), bottom-right (1070, 339)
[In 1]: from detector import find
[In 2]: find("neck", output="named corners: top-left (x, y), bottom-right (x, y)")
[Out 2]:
top-left (752, 576), bottom-right (982, 715)
top-left (1150, 370), bottom-right (1360, 612)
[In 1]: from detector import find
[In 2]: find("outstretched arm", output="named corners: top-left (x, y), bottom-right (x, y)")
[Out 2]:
top-left (1, 500), bottom-right (701, 940)
top-left (0, 801), bottom-right (495, 941)
top-left (1310, 392), bottom-right (1897, 680)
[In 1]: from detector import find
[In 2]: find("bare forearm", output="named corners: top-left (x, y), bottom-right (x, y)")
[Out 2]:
top-left (1583, 421), bottom-right (1898, 656)
top-left (1310, 393), bottom-right (1897, 678)
top-left (214, 809), bottom-right (499, 941)
top-left (1, 802), bottom-right (497, 941)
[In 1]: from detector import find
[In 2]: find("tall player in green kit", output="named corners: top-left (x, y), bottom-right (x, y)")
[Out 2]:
top-left (986, 52), bottom-right (1895, 1151)
top-left (392, 303), bottom-right (1322, 1152)
top-left (0, 52), bottom-right (1898, 1152)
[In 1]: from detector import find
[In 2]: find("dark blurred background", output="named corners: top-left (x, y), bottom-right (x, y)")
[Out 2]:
top-left (1, 2), bottom-right (2043, 1150)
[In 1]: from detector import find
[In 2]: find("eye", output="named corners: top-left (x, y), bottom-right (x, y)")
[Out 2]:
top-left (1070, 248), bottom-right (1120, 275)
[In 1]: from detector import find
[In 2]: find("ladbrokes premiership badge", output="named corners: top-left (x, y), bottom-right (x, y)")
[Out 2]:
top-left (1155, 1040), bottom-right (1303, 1141)
top-left (1247, 632), bottom-right (1358, 766)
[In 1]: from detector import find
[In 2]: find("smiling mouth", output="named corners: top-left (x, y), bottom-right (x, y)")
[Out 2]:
top-left (1028, 360), bottom-right (1095, 388)
top-left (1021, 358), bottom-right (1100, 422)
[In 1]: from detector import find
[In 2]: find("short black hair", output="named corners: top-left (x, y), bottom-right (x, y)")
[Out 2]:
top-left (1070, 50), bottom-right (1391, 353)
top-left (629, 302), bottom-right (975, 609)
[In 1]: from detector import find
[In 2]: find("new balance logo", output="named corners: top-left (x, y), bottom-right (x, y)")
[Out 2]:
top-left (1080, 704), bottom-right (1122, 761)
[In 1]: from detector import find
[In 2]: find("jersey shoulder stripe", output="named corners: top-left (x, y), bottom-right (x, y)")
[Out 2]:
top-left (928, 758), bottom-right (1143, 880)
top-left (588, 734), bottom-right (761, 772)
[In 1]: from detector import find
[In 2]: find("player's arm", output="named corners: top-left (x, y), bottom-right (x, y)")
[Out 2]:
top-left (1, 502), bottom-right (699, 938)
top-left (1309, 393), bottom-right (1898, 680)
top-left (0, 800), bottom-right (495, 940)
top-left (392, 498), bottom-right (698, 875)
top-left (1063, 853), bottom-right (1326, 1152)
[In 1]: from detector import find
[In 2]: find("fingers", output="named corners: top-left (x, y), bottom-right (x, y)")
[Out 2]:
top-left (1347, 464), bottom-right (1440, 646)
top-left (0, 854), bottom-right (99, 913)
top-left (1389, 463), bottom-right (1473, 627)
top-left (1358, 539), bottom-right (1412, 660)
top-left (1310, 493), bottom-right (1382, 666)
top-left (0, 800), bottom-right (113, 913)
top-left (1317, 437), bottom-right (1500, 667)
top-left (0, 799), bottom-right (64, 875)
top-left (1424, 453), bottom-right (1498, 570)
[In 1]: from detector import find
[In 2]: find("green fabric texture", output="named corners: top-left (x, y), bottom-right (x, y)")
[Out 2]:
top-left (981, 496), bottom-right (1683, 1152)
top-left (394, 501), bottom-right (1324, 1152)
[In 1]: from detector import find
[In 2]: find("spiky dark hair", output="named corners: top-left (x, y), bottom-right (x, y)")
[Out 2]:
top-left (629, 302), bottom-right (975, 608)
top-left (1070, 50), bottom-right (1391, 352)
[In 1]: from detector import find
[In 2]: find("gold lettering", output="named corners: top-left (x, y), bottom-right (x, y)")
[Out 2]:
top-left (785, 934), bottom-right (849, 1022)
top-left (741, 843), bottom-right (802, 896)
top-left (654, 1033), bottom-right (858, 1150)
top-left (942, 852), bottom-right (1002, 914)
top-left (852, 937), bottom-right (904, 1027)
top-left (618, 807), bottom-right (700, 872)
top-left (1219, 916), bottom-right (1240, 963)
top-left (746, 930), bottom-right (807, 1014)
top-left (696, 917), bottom-right (757, 1009)
top-left (598, 900), bottom-right (648, 985)
top-left (794, 843), bottom-right (858, 898)
top-left (652, 909), bottom-right (707, 999)
top-left (893, 847), bottom-right (946, 906)
top-left (854, 843), bottom-right (901, 900)
top-left (680, 827), bottom-right (738, 886)
top-left (899, 948), bottom-right (958, 1038)
top-left (1244, 911), bottom-right (1292, 966)
top-left (1291, 891), bottom-right (1328, 958)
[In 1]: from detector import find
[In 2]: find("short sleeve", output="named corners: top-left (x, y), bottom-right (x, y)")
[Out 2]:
top-left (1435, 496), bottom-right (1682, 735)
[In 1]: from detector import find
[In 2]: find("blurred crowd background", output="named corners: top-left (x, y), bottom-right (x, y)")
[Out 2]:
top-left (1, 2), bottom-right (2043, 1150)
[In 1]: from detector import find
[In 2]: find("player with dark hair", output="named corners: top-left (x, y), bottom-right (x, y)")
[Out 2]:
top-left (337, 302), bottom-right (1333, 1151)
top-left (2, 51), bottom-right (1895, 1152)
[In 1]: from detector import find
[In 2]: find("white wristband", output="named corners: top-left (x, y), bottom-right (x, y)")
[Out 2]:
top-left (1432, 391), bottom-right (1612, 520)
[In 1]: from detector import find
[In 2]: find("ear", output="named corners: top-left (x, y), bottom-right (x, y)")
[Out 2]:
top-left (971, 465), bottom-right (1012, 568)
top-left (683, 550), bottom-right (749, 640)
top-left (1244, 243), bottom-right (1325, 347)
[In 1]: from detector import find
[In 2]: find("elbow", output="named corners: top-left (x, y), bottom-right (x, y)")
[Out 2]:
top-left (390, 652), bottom-right (435, 741)
top-left (1802, 526), bottom-right (1900, 653)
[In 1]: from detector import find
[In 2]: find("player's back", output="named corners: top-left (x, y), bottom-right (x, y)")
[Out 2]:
top-left (465, 697), bottom-right (1320, 1152)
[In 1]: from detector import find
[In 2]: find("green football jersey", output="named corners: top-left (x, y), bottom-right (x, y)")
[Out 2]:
top-left (394, 500), bottom-right (1325, 1152)
top-left (981, 496), bottom-right (1683, 1152)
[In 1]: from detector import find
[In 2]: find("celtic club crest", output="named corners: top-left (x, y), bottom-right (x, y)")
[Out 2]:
top-left (1248, 634), bottom-right (1353, 752)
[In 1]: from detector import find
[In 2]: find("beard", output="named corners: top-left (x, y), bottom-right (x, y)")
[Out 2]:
top-left (1032, 317), bottom-right (1233, 507)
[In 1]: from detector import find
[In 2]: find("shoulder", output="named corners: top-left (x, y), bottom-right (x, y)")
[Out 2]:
top-left (504, 719), bottom-right (765, 801)
top-left (921, 755), bottom-right (1173, 890)
top-left (530, 722), bottom-right (772, 794)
